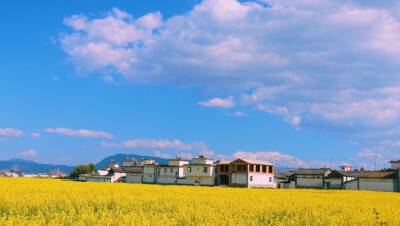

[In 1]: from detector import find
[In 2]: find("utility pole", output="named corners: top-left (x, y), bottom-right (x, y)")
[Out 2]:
top-left (330, 158), bottom-right (333, 170)
top-left (374, 156), bottom-right (378, 171)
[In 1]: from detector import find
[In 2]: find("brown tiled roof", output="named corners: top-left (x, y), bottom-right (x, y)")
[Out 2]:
top-left (389, 160), bottom-right (400, 163)
top-left (274, 172), bottom-right (287, 179)
top-left (330, 170), bottom-right (356, 178)
top-left (295, 168), bottom-right (331, 175)
top-left (357, 171), bottom-right (397, 179)
top-left (286, 171), bottom-right (295, 177)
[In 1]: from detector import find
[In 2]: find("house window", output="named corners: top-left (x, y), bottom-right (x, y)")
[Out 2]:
top-left (269, 177), bottom-right (272, 182)
top-left (203, 167), bottom-right (208, 173)
top-left (250, 165), bottom-right (254, 171)
top-left (164, 168), bottom-right (167, 173)
top-left (220, 165), bottom-right (224, 172)
top-left (215, 168), bottom-right (218, 173)
top-left (250, 176), bottom-right (253, 181)
top-left (256, 165), bottom-right (260, 172)
top-left (188, 167), bottom-right (192, 172)
top-left (243, 165), bottom-right (247, 172)
top-left (170, 168), bottom-right (173, 173)
top-left (232, 165), bottom-right (235, 172)
top-left (176, 171), bottom-right (178, 176)
top-left (268, 166), bottom-right (273, 173)
top-left (262, 166), bottom-right (267, 173)
top-left (150, 175), bottom-right (152, 178)
top-left (225, 165), bottom-right (229, 172)
top-left (237, 165), bottom-right (242, 171)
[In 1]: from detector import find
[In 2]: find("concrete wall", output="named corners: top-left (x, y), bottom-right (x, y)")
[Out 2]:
top-left (126, 174), bottom-right (142, 183)
top-left (143, 166), bottom-right (156, 183)
top-left (327, 178), bottom-right (342, 189)
top-left (359, 178), bottom-right (395, 192)
top-left (87, 177), bottom-right (111, 183)
top-left (231, 173), bottom-right (247, 186)
top-left (344, 180), bottom-right (358, 190)
top-left (296, 177), bottom-right (324, 188)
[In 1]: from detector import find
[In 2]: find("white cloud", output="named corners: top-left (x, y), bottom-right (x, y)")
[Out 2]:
top-left (0, 128), bottom-right (24, 137)
top-left (198, 96), bottom-right (235, 109)
top-left (30, 133), bottom-right (40, 138)
top-left (60, 1), bottom-right (400, 158)
top-left (227, 111), bottom-right (247, 116)
top-left (18, 150), bottom-right (37, 157)
top-left (154, 150), bottom-right (171, 159)
top-left (44, 128), bottom-right (115, 139)
top-left (102, 138), bottom-right (207, 151)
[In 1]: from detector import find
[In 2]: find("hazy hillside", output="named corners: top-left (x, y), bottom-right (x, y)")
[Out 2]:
top-left (0, 159), bottom-right (75, 174)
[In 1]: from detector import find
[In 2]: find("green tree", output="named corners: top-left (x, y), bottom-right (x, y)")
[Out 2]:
top-left (69, 163), bottom-right (96, 178)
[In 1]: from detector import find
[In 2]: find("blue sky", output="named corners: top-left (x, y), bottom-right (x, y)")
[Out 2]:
top-left (1, 0), bottom-right (400, 169)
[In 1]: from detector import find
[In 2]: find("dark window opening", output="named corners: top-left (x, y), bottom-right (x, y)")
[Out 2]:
top-left (262, 165), bottom-right (267, 173)
top-left (256, 165), bottom-right (260, 172)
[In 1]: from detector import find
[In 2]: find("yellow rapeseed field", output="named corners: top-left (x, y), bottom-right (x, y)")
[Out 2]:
top-left (0, 177), bottom-right (399, 225)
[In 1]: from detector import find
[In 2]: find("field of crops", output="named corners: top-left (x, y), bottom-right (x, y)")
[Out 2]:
top-left (0, 178), bottom-right (399, 225)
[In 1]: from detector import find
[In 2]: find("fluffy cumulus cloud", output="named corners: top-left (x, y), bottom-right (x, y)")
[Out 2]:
top-left (101, 138), bottom-right (209, 151)
top-left (0, 128), bottom-right (24, 137)
top-left (61, 0), bottom-right (400, 163)
top-left (198, 96), bottom-right (235, 108)
top-left (154, 150), bottom-right (171, 159)
top-left (17, 150), bottom-right (37, 157)
top-left (44, 128), bottom-right (115, 139)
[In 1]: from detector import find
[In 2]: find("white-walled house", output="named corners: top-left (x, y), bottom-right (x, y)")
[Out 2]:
top-left (156, 158), bottom-right (189, 185)
top-left (389, 160), bottom-right (400, 170)
top-left (125, 167), bottom-right (143, 183)
top-left (295, 168), bottom-right (332, 189)
top-left (179, 157), bottom-right (217, 186)
top-left (142, 159), bottom-right (157, 184)
top-left (229, 159), bottom-right (275, 188)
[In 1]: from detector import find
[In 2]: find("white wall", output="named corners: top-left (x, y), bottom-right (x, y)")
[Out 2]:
top-left (248, 173), bottom-right (274, 188)
top-left (390, 162), bottom-right (400, 169)
top-left (184, 166), bottom-right (214, 177)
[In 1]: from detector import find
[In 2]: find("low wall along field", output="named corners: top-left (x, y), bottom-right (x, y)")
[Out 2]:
top-left (0, 178), bottom-right (399, 225)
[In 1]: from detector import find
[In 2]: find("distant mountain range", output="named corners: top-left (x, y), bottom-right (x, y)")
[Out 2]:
top-left (0, 155), bottom-right (296, 174)
top-left (0, 159), bottom-right (75, 174)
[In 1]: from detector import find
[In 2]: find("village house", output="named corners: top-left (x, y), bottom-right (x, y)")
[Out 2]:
top-left (294, 168), bottom-right (332, 189)
top-left (217, 161), bottom-right (231, 186)
top-left (229, 159), bottom-right (275, 188)
top-left (327, 170), bottom-right (356, 189)
top-left (156, 157), bottom-right (189, 185)
top-left (178, 155), bottom-right (217, 186)
top-left (345, 171), bottom-right (398, 192)
top-left (142, 159), bottom-right (157, 183)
